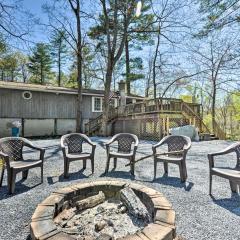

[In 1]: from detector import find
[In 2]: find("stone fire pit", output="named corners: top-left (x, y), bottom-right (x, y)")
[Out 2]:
top-left (30, 180), bottom-right (176, 240)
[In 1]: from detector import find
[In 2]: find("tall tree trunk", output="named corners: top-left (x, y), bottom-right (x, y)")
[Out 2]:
top-left (58, 46), bottom-right (61, 87)
top-left (75, 1), bottom-right (83, 132)
top-left (125, 31), bottom-right (131, 95)
top-left (40, 60), bottom-right (43, 84)
top-left (211, 81), bottom-right (216, 132)
top-left (11, 70), bottom-right (14, 81)
top-left (152, 24), bottom-right (160, 102)
top-left (100, 0), bottom-right (133, 136)
top-left (68, 0), bottom-right (83, 132)
top-left (145, 57), bottom-right (152, 98)
top-left (102, 62), bottom-right (113, 135)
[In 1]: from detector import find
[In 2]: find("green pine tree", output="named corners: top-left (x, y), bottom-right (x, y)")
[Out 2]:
top-left (28, 43), bottom-right (52, 84)
top-left (50, 30), bottom-right (68, 86)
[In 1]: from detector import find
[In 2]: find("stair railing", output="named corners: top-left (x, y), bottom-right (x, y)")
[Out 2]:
top-left (181, 102), bottom-right (211, 134)
top-left (212, 119), bottom-right (226, 140)
top-left (85, 106), bottom-right (119, 135)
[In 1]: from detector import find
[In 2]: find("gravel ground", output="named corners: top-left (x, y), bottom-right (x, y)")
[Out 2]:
top-left (0, 138), bottom-right (239, 240)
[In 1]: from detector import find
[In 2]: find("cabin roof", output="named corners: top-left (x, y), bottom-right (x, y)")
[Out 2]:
top-left (0, 81), bottom-right (144, 99)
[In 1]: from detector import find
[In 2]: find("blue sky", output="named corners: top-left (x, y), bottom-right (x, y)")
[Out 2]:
top-left (22, 0), bottom-right (48, 44)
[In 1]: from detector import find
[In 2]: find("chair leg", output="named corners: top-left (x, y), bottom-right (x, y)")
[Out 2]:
top-left (10, 171), bottom-right (16, 194)
top-left (7, 169), bottom-right (12, 193)
top-left (105, 156), bottom-right (110, 173)
top-left (163, 162), bottom-right (168, 175)
top-left (41, 165), bottom-right (43, 183)
top-left (209, 173), bottom-right (212, 195)
top-left (64, 160), bottom-right (70, 178)
top-left (182, 161), bottom-right (188, 180)
top-left (0, 166), bottom-right (5, 187)
top-left (154, 159), bottom-right (157, 180)
top-left (179, 163), bottom-right (185, 183)
top-left (22, 170), bottom-right (28, 180)
top-left (229, 180), bottom-right (237, 193)
top-left (83, 160), bottom-right (86, 170)
top-left (113, 158), bottom-right (117, 169)
top-left (130, 159), bottom-right (135, 176)
top-left (91, 158), bottom-right (94, 174)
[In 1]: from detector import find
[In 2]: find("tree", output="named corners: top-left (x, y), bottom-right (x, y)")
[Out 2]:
top-left (0, 53), bottom-right (18, 81)
top-left (28, 43), bottom-right (52, 84)
top-left (43, 0), bottom-right (85, 132)
top-left (124, 0), bottom-right (154, 94)
top-left (67, 0), bottom-right (83, 132)
top-left (0, 0), bottom-right (35, 43)
top-left (190, 34), bottom-right (240, 131)
top-left (16, 52), bottom-right (29, 83)
top-left (199, 0), bottom-right (240, 34)
top-left (50, 30), bottom-right (68, 86)
top-left (89, 0), bottom-right (136, 135)
top-left (149, 0), bottom-right (191, 101)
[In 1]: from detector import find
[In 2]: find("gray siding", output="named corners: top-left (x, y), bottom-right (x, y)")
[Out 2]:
top-left (0, 88), bottom-right (103, 120)
top-left (0, 89), bottom-right (76, 118)
top-left (0, 88), bottom-right (103, 137)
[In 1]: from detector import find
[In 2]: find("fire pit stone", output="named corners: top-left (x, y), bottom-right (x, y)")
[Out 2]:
top-left (30, 180), bottom-right (176, 240)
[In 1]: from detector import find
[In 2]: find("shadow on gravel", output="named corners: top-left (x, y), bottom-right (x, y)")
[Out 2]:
top-left (44, 146), bottom-right (62, 160)
top-left (211, 194), bottom-right (240, 216)
top-left (152, 175), bottom-right (194, 191)
top-left (0, 181), bottom-right (42, 200)
top-left (47, 168), bottom-right (89, 185)
top-left (100, 170), bottom-right (135, 180)
top-left (26, 234), bottom-right (31, 240)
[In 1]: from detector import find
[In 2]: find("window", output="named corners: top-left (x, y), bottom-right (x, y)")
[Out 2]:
top-left (92, 97), bottom-right (103, 112)
top-left (22, 91), bottom-right (32, 100)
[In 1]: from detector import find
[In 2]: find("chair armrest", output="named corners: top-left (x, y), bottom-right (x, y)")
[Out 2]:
top-left (208, 145), bottom-right (236, 168)
top-left (25, 142), bottom-right (45, 161)
top-left (83, 136), bottom-right (96, 147)
top-left (208, 148), bottom-right (235, 158)
top-left (25, 142), bottom-right (44, 152)
top-left (152, 136), bottom-right (168, 152)
top-left (105, 136), bottom-right (118, 155)
top-left (105, 136), bottom-right (117, 147)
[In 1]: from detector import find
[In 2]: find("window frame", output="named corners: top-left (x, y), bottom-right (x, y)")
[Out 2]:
top-left (92, 96), bottom-right (103, 112)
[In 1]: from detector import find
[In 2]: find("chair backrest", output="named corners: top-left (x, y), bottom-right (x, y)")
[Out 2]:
top-left (229, 142), bottom-right (240, 168)
top-left (61, 133), bottom-right (88, 154)
top-left (0, 137), bottom-right (25, 161)
top-left (236, 143), bottom-right (240, 167)
top-left (164, 135), bottom-right (191, 153)
top-left (115, 133), bottom-right (138, 153)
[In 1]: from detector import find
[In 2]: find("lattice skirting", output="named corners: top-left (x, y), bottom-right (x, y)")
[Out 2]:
top-left (113, 115), bottom-right (190, 141)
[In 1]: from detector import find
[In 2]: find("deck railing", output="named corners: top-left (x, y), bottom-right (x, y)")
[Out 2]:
top-left (84, 98), bottom-right (221, 138)
top-left (119, 98), bottom-right (200, 117)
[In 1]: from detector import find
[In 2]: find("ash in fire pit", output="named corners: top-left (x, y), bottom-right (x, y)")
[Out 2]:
top-left (54, 188), bottom-right (151, 240)
top-left (30, 180), bottom-right (176, 240)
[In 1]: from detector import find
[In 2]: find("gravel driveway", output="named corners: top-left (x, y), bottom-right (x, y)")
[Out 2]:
top-left (0, 138), bottom-right (239, 240)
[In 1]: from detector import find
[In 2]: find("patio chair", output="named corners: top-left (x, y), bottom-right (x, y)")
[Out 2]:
top-left (0, 137), bottom-right (45, 194)
top-left (105, 133), bottom-right (139, 175)
top-left (208, 142), bottom-right (240, 195)
top-left (61, 133), bottom-right (96, 178)
top-left (152, 135), bottom-right (191, 182)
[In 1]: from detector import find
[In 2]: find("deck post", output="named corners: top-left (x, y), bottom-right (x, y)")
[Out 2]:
top-left (166, 117), bottom-right (169, 134)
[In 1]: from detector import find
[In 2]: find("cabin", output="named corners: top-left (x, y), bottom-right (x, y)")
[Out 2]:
top-left (0, 81), bottom-right (143, 137)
